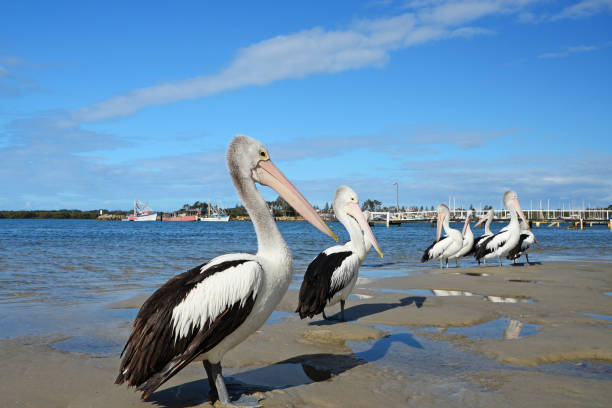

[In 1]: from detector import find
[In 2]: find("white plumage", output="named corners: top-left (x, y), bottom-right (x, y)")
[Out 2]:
top-left (421, 203), bottom-right (463, 268)
top-left (475, 190), bottom-right (529, 266)
top-left (171, 256), bottom-right (261, 340)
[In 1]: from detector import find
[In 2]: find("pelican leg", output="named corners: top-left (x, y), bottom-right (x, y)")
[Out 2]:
top-left (445, 258), bottom-right (449, 268)
top-left (340, 300), bottom-right (346, 322)
top-left (526, 253), bottom-right (530, 265)
top-left (322, 310), bottom-right (329, 320)
top-left (498, 257), bottom-right (502, 267)
top-left (203, 360), bottom-right (218, 402)
top-left (207, 361), bottom-right (261, 407)
top-left (455, 259), bottom-right (459, 268)
top-left (440, 259), bottom-right (443, 269)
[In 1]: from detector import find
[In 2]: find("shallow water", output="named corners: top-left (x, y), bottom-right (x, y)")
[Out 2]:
top-left (347, 324), bottom-right (612, 381)
top-left (0, 219), bottom-right (611, 346)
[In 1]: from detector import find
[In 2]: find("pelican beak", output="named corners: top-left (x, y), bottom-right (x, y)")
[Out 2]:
top-left (345, 202), bottom-right (383, 258)
top-left (436, 211), bottom-right (444, 242)
top-left (513, 198), bottom-right (529, 228)
top-left (474, 215), bottom-right (487, 228)
top-left (461, 216), bottom-right (470, 236)
top-left (255, 160), bottom-right (337, 241)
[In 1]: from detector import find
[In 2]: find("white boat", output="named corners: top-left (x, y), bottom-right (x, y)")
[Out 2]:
top-left (122, 200), bottom-right (157, 221)
top-left (198, 202), bottom-right (230, 222)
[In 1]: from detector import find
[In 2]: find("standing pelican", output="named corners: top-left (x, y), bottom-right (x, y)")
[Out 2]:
top-left (466, 208), bottom-right (495, 264)
top-left (421, 204), bottom-right (463, 268)
top-left (296, 186), bottom-right (383, 322)
top-left (507, 219), bottom-right (539, 264)
top-left (448, 210), bottom-right (475, 267)
top-left (115, 135), bottom-right (337, 406)
top-left (475, 190), bottom-right (528, 266)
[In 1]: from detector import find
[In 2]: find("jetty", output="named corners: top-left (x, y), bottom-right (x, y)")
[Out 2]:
top-left (367, 209), bottom-right (611, 229)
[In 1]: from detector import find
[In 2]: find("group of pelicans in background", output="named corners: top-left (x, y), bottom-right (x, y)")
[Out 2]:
top-left (115, 135), bottom-right (540, 407)
top-left (421, 192), bottom-right (539, 269)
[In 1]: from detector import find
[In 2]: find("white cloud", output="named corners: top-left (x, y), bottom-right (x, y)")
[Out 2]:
top-left (72, 3), bottom-right (525, 123)
top-left (551, 0), bottom-right (612, 20)
top-left (538, 44), bottom-right (600, 59)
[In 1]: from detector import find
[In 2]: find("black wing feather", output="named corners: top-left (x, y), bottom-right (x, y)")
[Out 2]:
top-left (115, 259), bottom-right (256, 398)
top-left (296, 251), bottom-right (352, 319)
top-left (507, 233), bottom-right (529, 261)
top-left (474, 233), bottom-right (506, 260)
top-left (465, 235), bottom-right (486, 257)
top-left (421, 240), bottom-right (437, 262)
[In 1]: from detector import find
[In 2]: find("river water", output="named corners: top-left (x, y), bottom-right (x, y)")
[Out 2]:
top-left (0, 219), bottom-right (610, 347)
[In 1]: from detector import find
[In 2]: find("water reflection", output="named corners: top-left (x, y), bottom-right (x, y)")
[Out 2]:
top-left (374, 288), bottom-right (534, 303)
top-left (445, 318), bottom-right (539, 340)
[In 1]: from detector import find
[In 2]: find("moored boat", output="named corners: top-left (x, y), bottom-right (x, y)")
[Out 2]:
top-left (161, 212), bottom-right (198, 222)
top-left (122, 201), bottom-right (157, 221)
top-left (198, 202), bottom-right (230, 222)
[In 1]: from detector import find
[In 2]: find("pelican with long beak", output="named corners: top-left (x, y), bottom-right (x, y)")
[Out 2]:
top-left (421, 203), bottom-right (463, 268)
top-left (296, 186), bottom-right (383, 322)
top-left (475, 190), bottom-right (529, 266)
top-left (116, 135), bottom-right (336, 406)
top-left (448, 209), bottom-right (475, 267)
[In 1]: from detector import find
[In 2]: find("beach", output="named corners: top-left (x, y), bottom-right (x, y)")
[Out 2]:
top-left (1, 260), bottom-right (610, 407)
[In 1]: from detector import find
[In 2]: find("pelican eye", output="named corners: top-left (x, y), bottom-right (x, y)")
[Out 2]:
top-left (259, 150), bottom-right (268, 159)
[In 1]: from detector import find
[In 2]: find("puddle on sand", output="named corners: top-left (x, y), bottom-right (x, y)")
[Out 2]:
top-left (375, 288), bottom-right (433, 297)
top-left (373, 288), bottom-right (533, 303)
top-left (584, 313), bottom-right (612, 322)
top-left (440, 318), bottom-right (540, 340)
top-left (52, 335), bottom-right (120, 355)
top-left (465, 272), bottom-right (490, 277)
top-left (349, 293), bottom-right (373, 300)
top-left (265, 311), bottom-right (293, 325)
top-left (507, 279), bottom-right (543, 284)
top-left (604, 292), bottom-right (612, 296)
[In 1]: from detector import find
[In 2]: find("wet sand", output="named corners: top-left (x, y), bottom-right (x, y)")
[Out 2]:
top-left (1, 261), bottom-right (611, 407)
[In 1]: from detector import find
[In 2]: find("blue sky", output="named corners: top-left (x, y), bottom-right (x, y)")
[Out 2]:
top-left (1, 0), bottom-right (611, 211)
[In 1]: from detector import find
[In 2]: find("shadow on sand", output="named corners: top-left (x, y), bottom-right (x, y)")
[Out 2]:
top-left (148, 326), bottom-right (423, 407)
top-left (305, 296), bottom-right (427, 324)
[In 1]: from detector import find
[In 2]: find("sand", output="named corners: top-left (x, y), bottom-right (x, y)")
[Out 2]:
top-left (1, 261), bottom-right (611, 407)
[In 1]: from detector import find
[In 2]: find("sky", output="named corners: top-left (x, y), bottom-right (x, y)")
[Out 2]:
top-left (1, 0), bottom-right (611, 212)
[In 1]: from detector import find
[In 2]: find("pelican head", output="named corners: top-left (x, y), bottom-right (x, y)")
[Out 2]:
top-left (503, 190), bottom-right (528, 227)
top-left (333, 186), bottom-right (383, 258)
top-left (228, 135), bottom-right (337, 240)
top-left (474, 208), bottom-right (494, 228)
top-left (436, 203), bottom-right (450, 242)
top-left (462, 209), bottom-right (474, 236)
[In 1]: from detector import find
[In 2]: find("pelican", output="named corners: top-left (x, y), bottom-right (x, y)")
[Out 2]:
top-left (466, 208), bottom-right (495, 264)
top-left (447, 209), bottom-right (475, 267)
top-left (115, 135), bottom-right (337, 406)
top-left (507, 219), bottom-right (539, 264)
top-left (296, 186), bottom-right (383, 322)
top-left (475, 190), bottom-right (528, 266)
top-left (421, 204), bottom-right (463, 268)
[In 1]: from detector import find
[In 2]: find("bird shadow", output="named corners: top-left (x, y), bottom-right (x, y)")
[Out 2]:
top-left (148, 331), bottom-right (423, 407)
top-left (509, 261), bottom-right (543, 267)
top-left (308, 296), bottom-right (426, 325)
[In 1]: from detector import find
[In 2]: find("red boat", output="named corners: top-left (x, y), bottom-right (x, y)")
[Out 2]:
top-left (161, 211), bottom-right (199, 222)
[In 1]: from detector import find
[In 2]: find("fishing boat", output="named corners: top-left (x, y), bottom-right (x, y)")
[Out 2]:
top-left (161, 211), bottom-right (199, 222)
top-left (198, 203), bottom-right (230, 222)
top-left (122, 200), bottom-right (157, 221)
